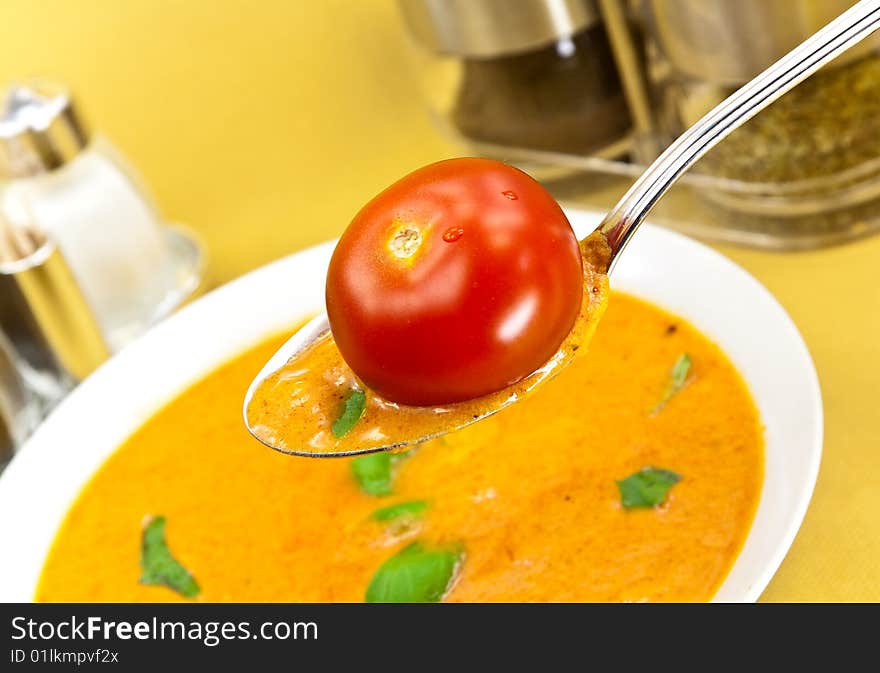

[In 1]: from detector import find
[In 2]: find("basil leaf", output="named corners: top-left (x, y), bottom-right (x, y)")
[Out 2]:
top-left (366, 541), bottom-right (462, 603)
top-left (352, 452), bottom-right (393, 496)
top-left (332, 389), bottom-right (366, 438)
top-left (669, 353), bottom-right (691, 388)
top-left (351, 449), bottom-right (413, 496)
top-left (373, 500), bottom-right (428, 522)
top-left (140, 516), bottom-right (200, 598)
top-left (616, 468), bottom-right (681, 508)
top-left (651, 353), bottom-right (692, 414)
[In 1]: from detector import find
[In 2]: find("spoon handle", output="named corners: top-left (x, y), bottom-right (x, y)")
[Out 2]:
top-left (598, 0), bottom-right (880, 268)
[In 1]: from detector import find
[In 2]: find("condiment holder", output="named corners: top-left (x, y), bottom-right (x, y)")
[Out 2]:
top-left (400, 0), bottom-right (880, 249)
top-left (0, 80), bottom-right (205, 462)
top-left (0, 80), bottom-right (204, 351)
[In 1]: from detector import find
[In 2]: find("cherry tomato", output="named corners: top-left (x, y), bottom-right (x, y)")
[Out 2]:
top-left (325, 157), bottom-right (583, 406)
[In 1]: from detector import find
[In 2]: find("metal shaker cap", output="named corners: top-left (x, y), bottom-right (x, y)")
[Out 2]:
top-left (398, 0), bottom-right (600, 58)
top-left (649, 0), bottom-right (880, 85)
top-left (0, 80), bottom-right (90, 179)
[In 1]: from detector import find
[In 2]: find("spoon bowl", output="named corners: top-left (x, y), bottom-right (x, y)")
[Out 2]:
top-left (244, 316), bottom-right (588, 458)
top-left (243, 232), bottom-right (611, 457)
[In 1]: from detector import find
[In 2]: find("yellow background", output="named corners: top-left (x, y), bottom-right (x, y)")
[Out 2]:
top-left (1, 0), bottom-right (877, 601)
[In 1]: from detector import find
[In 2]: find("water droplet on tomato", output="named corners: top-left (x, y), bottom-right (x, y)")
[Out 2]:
top-left (442, 227), bottom-right (464, 242)
top-left (501, 190), bottom-right (518, 200)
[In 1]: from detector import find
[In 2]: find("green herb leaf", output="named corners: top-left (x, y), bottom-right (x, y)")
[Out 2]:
top-left (651, 353), bottom-right (692, 414)
top-left (140, 516), bottom-right (200, 598)
top-left (373, 500), bottom-right (429, 522)
top-left (616, 468), bottom-right (681, 509)
top-left (332, 389), bottom-right (366, 438)
top-left (351, 449), bottom-right (413, 496)
top-left (352, 452), bottom-right (393, 496)
top-left (365, 541), bottom-right (462, 603)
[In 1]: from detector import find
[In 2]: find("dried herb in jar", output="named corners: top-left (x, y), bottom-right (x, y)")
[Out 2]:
top-left (698, 53), bottom-right (880, 183)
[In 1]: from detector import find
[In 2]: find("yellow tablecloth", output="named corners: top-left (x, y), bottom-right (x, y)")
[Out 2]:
top-left (2, 0), bottom-right (877, 601)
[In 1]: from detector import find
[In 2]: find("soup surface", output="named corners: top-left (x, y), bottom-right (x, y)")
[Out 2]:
top-left (38, 292), bottom-right (763, 602)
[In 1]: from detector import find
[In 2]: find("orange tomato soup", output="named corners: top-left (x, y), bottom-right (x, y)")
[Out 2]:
top-left (37, 292), bottom-right (763, 602)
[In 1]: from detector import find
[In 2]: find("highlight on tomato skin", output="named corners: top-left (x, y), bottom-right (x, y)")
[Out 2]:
top-left (325, 157), bottom-right (584, 407)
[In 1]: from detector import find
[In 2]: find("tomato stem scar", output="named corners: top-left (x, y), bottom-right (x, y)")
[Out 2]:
top-left (389, 227), bottom-right (423, 258)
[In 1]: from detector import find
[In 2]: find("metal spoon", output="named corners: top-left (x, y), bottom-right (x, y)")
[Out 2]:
top-left (245, 0), bottom-right (880, 455)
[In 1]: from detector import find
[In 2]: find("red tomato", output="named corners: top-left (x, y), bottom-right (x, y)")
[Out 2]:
top-left (325, 158), bottom-right (583, 406)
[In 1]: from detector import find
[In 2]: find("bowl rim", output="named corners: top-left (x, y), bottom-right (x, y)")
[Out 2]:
top-left (0, 210), bottom-right (823, 602)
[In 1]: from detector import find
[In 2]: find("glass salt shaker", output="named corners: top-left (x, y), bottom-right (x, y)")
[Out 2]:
top-left (0, 80), bottom-right (203, 351)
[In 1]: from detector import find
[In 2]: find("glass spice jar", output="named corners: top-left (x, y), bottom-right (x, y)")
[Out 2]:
top-left (398, 0), bottom-right (636, 161)
top-left (649, 0), bottom-right (880, 247)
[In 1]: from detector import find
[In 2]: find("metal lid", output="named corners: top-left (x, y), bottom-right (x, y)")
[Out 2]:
top-left (398, 0), bottom-right (600, 58)
top-left (649, 0), bottom-right (880, 85)
top-left (0, 80), bottom-right (90, 179)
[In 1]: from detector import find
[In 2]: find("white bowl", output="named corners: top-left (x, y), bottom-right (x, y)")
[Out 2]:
top-left (0, 210), bottom-right (823, 602)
